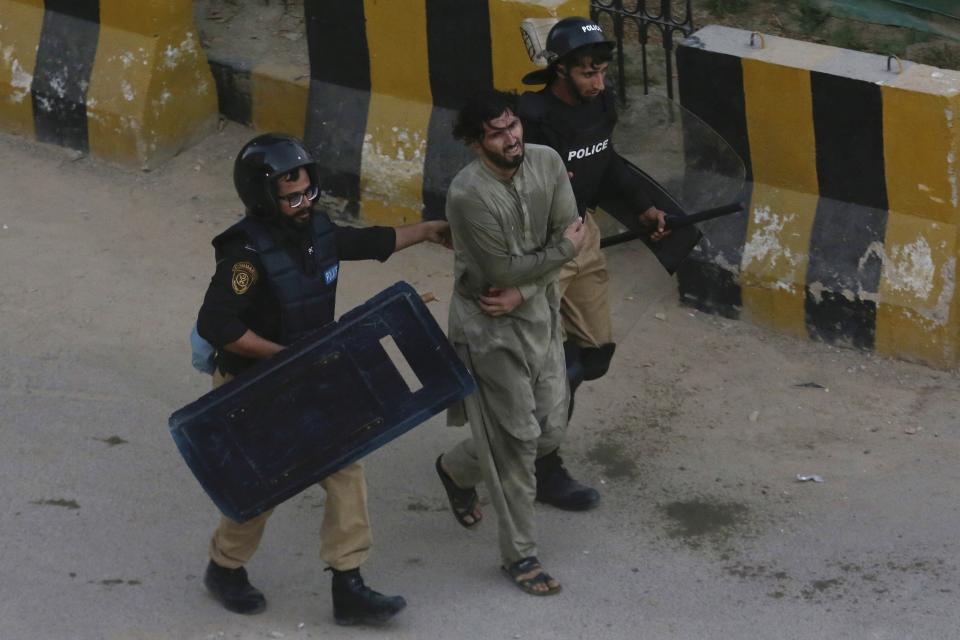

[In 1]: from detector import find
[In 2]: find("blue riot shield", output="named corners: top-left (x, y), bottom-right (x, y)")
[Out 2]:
top-left (169, 282), bottom-right (474, 522)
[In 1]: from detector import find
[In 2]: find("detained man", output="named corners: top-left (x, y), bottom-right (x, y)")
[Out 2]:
top-left (434, 90), bottom-right (587, 595)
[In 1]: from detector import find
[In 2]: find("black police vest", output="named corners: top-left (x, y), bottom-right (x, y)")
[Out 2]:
top-left (518, 89), bottom-right (618, 215)
top-left (218, 213), bottom-right (340, 344)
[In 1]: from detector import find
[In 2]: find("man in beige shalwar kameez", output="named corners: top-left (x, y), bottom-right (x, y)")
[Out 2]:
top-left (435, 90), bottom-right (587, 595)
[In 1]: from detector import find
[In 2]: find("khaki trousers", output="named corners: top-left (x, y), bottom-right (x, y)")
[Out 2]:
top-left (558, 212), bottom-right (613, 348)
top-left (207, 369), bottom-right (372, 571)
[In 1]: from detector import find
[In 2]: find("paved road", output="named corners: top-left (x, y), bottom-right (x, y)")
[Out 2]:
top-left (1, 127), bottom-right (958, 640)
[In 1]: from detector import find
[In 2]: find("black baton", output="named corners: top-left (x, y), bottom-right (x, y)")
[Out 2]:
top-left (599, 202), bottom-right (744, 249)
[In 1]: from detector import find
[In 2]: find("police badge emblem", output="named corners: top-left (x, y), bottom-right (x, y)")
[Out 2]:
top-left (231, 261), bottom-right (258, 294)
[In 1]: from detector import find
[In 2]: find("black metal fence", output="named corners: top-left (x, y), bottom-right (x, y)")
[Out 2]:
top-left (590, 0), bottom-right (696, 102)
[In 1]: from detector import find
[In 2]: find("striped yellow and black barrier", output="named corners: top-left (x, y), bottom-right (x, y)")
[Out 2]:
top-left (677, 25), bottom-right (960, 368)
top-left (0, 0), bottom-right (218, 168)
top-left (299, 0), bottom-right (587, 225)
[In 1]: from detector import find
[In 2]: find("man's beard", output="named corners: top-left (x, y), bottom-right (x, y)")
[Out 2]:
top-left (569, 78), bottom-right (598, 104)
top-left (276, 205), bottom-right (313, 240)
top-left (486, 143), bottom-right (524, 170)
top-left (575, 90), bottom-right (597, 103)
top-left (282, 206), bottom-right (312, 227)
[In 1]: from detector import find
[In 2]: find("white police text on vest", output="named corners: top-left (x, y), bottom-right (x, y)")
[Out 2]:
top-left (567, 139), bottom-right (609, 162)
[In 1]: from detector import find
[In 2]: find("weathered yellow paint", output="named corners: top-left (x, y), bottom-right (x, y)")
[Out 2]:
top-left (882, 86), bottom-right (960, 225)
top-left (741, 286), bottom-right (807, 338)
top-left (97, 0), bottom-right (193, 34)
top-left (739, 61), bottom-right (818, 337)
top-left (361, 196), bottom-right (417, 227)
top-left (488, 0), bottom-right (589, 92)
top-left (879, 77), bottom-right (960, 366)
top-left (252, 64), bottom-right (309, 136)
top-left (875, 212), bottom-right (960, 367)
top-left (0, 0), bottom-right (44, 138)
top-left (360, 0), bottom-right (433, 224)
top-left (360, 93), bottom-right (432, 225)
top-left (739, 184), bottom-right (818, 338)
top-left (742, 59), bottom-right (818, 193)
top-left (87, 4), bottom-right (217, 167)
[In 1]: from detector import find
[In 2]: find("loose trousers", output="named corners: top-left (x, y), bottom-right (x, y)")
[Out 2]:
top-left (206, 369), bottom-right (372, 571)
top-left (443, 340), bottom-right (568, 565)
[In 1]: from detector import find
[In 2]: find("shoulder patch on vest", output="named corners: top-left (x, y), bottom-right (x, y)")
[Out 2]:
top-left (231, 261), bottom-right (259, 295)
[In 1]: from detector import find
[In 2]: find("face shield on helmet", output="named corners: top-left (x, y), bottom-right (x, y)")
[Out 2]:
top-left (233, 134), bottom-right (320, 219)
top-left (521, 16), bottom-right (616, 86)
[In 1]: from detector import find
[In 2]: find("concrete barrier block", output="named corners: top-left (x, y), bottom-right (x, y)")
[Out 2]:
top-left (0, 0), bottom-right (217, 168)
top-left (678, 25), bottom-right (960, 368)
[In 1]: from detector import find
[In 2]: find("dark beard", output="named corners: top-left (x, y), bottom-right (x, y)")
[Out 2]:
top-left (268, 208), bottom-right (315, 270)
top-left (565, 75), bottom-right (599, 104)
top-left (275, 207), bottom-right (312, 242)
top-left (487, 147), bottom-right (524, 170)
top-left (279, 206), bottom-right (312, 228)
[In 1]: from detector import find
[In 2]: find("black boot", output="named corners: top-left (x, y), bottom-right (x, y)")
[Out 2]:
top-left (330, 568), bottom-right (406, 626)
top-left (535, 449), bottom-right (600, 511)
top-left (203, 560), bottom-right (266, 614)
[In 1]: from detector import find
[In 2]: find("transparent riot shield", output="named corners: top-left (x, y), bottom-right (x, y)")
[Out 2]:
top-left (616, 93), bottom-right (745, 214)
top-left (599, 93), bottom-right (747, 272)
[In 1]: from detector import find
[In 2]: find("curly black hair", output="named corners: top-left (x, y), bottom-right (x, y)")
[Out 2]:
top-left (452, 89), bottom-right (518, 144)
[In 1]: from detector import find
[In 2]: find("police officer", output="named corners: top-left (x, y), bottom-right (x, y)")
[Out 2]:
top-left (195, 133), bottom-right (449, 624)
top-left (515, 17), bottom-right (669, 511)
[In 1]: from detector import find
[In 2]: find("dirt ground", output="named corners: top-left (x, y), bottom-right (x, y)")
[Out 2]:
top-left (3, 121), bottom-right (960, 639)
top-left (194, 0), bottom-right (308, 73)
top-left (3, 3), bottom-right (960, 639)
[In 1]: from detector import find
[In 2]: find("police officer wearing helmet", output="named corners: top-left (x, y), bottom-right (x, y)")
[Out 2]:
top-left (195, 133), bottom-right (450, 624)
top-left (514, 17), bottom-right (669, 511)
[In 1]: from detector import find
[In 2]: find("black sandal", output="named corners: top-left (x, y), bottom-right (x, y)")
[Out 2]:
top-left (435, 455), bottom-right (481, 528)
top-left (502, 556), bottom-right (562, 596)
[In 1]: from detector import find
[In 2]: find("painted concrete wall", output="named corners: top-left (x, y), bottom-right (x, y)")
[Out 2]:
top-left (0, 0), bottom-right (218, 168)
top-left (677, 25), bottom-right (960, 368)
top-left (301, 0), bottom-right (588, 225)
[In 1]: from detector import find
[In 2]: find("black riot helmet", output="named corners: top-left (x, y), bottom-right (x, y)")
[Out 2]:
top-left (522, 17), bottom-right (615, 86)
top-left (233, 133), bottom-right (319, 219)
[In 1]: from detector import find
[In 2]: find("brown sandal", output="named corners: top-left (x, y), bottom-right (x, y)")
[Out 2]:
top-left (435, 455), bottom-right (481, 528)
top-left (502, 556), bottom-right (562, 596)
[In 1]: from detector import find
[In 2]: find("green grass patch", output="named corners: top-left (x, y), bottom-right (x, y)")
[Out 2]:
top-left (706, 0), bottom-right (750, 17)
